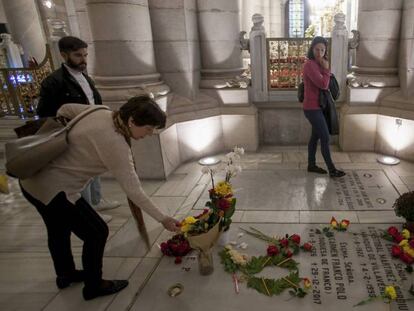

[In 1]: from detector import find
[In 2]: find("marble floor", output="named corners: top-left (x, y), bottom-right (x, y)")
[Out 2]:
top-left (1, 148), bottom-right (414, 310)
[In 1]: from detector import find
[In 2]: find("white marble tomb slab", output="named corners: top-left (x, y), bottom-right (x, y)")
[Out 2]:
top-left (194, 170), bottom-right (400, 211)
top-left (130, 224), bottom-right (414, 311)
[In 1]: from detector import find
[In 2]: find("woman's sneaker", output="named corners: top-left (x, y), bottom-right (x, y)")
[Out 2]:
top-left (83, 280), bottom-right (129, 301)
top-left (329, 169), bottom-right (346, 178)
top-left (307, 165), bottom-right (327, 174)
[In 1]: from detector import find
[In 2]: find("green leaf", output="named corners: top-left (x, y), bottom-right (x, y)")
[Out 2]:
top-left (243, 256), bottom-right (270, 275)
top-left (219, 249), bottom-right (238, 273)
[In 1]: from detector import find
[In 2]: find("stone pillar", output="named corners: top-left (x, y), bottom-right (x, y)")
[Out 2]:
top-left (249, 14), bottom-right (268, 102)
top-left (269, 0), bottom-right (283, 37)
top-left (399, 0), bottom-right (414, 98)
top-left (73, 0), bottom-right (96, 75)
top-left (85, 0), bottom-right (169, 106)
top-left (48, 20), bottom-right (69, 69)
top-left (352, 0), bottom-right (403, 87)
top-left (197, 0), bottom-right (243, 88)
top-left (0, 34), bottom-right (23, 68)
top-left (2, 0), bottom-right (46, 64)
top-left (64, 0), bottom-right (81, 37)
top-left (330, 13), bottom-right (348, 102)
top-left (148, 0), bottom-right (200, 99)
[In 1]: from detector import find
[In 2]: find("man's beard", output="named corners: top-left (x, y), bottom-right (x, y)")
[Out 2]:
top-left (66, 58), bottom-right (87, 71)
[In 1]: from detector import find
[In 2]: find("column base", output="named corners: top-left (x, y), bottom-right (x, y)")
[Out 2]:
top-left (199, 67), bottom-right (246, 89)
top-left (94, 74), bottom-right (171, 108)
top-left (348, 66), bottom-right (399, 88)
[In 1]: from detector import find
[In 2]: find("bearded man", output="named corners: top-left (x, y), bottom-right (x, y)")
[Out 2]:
top-left (36, 36), bottom-right (120, 215)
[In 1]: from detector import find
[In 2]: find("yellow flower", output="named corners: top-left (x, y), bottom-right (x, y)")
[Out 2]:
top-left (406, 247), bottom-right (414, 258)
top-left (399, 239), bottom-right (409, 247)
top-left (180, 216), bottom-right (198, 233)
top-left (180, 224), bottom-right (191, 233)
top-left (214, 181), bottom-right (233, 197)
top-left (184, 216), bottom-right (197, 224)
top-left (402, 229), bottom-right (410, 239)
top-left (330, 217), bottom-right (338, 229)
top-left (303, 278), bottom-right (312, 289)
top-left (384, 286), bottom-right (397, 300)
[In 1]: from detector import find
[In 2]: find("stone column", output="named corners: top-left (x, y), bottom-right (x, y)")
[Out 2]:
top-left (86, 0), bottom-right (169, 106)
top-left (352, 0), bottom-right (403, 87)
top-left (73, 0), bottom-right (96, 75)
top-left (197, 0), bottom-right (243, 88)
top-left (0, 34), bottom-right (23, 68)
top-left (249, 14), bottom-right (268, 102)
top-left (48, 20), bottom-right (69, 69)
top-left (2, 0), bottom-right (46, 64)
top-left (269, 0), bottom-right (283, 37)
top-left (64, 0), bottom-right (81, 37)
top-left (330, 13), bottom-right (348, 102)
top-left (148, 0), bottom-right (200, 99)
top-left (399, 0), bottom-right (414, 98)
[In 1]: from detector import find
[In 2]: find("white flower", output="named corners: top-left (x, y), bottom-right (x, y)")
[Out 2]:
top-left (201, 166), bottom-right (210, 174)
top-left (235, 165), bottom-right (242, 173)
top-left (226, 152), bottom-right (240, 162)
top-left (234, 147), bottom-right (245, 156)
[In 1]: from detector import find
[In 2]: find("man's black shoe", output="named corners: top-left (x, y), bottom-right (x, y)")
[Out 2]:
top-left (329, 169), bottom-right (346, 178)
top-left (307, 165), bottom-right (327, 174)
top-left (56, 270), bottom-right (85, 289)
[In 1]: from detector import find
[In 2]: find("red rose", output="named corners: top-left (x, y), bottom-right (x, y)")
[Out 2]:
top-left (303, 242), bottom-right (313, 251)
top-left (388, 226), bottom-right (399, 237)
top-left (285, 249), bottom-right (293, 258)
top-left (394, 234), bottom-right (404, 243)
top-left (160, 242), bottom-right (171, 255)
top-left (290, 234), bottom-right (301, 245)
top-left (218, 198), bottom-right (231, 210)
top-left (280, 238), bottom-right (289, 248)
top-left (175, 257), bottom-right (182, 264)
top-left (391, 245), bottom-right (402, 258)
top-left (267, 245), bottom-right (279, 257)
top-left (410, 240), bottom-right (414, 249)
top-left (400, 252), bottom-right (414, 265)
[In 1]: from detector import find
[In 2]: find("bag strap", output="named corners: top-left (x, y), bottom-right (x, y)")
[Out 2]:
top-left (65, 106), bottom-right (110, 131)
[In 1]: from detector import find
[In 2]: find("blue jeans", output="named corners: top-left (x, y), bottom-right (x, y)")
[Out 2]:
top-left (304, 109), bottom-right (335, 171)
top-left (81, 176), bottom-right (102, 206)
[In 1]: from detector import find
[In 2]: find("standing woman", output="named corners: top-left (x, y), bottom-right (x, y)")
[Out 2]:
top-left (302, 36), bottom-right (345, 178)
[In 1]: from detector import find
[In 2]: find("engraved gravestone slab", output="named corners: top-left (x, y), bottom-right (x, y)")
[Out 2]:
top-left (194, 170), bottom-right (399, 211)
top-left (131, 224), bottom-right (414, 311)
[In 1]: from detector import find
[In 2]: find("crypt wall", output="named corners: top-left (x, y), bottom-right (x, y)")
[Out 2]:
top-left (0, 0), bottom-right (413, 179)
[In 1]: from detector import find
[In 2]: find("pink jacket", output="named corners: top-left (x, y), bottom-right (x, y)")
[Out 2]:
top-left (302, 59), bottom-right (331, 110)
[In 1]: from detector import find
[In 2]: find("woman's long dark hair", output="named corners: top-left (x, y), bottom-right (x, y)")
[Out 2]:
top-left (307, 36), bottom-right (328, 59)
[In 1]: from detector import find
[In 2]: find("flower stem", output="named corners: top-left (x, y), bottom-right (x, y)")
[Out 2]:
top-left (261, 277), bottom-right (271, 296)
top-left (262, 256), bottom-right (272, 268)
top-left (277, 257), bottom-right (291, 267)
top-left (283, 277), bottom-right (299, 289)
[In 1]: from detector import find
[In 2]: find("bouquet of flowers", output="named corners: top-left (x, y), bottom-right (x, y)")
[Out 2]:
top-left (201, 146), bottom-right (244, 232)
top-left (179, 147), bottom-right (244, 275)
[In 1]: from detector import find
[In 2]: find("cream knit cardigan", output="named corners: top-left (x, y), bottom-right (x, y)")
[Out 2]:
top-left (21, 104), bottom-right (166, 222)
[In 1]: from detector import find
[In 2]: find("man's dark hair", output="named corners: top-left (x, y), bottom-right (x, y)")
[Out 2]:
top-left (119, 95), bottom-right (166, 129)
top-left (307, 36), bottom-right (328, 59)
top-left (58, 36), bottom-right (88, 53)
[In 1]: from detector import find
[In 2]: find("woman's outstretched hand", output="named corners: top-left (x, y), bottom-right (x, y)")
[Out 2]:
top-left (161, 216), bottom-right (181, 232)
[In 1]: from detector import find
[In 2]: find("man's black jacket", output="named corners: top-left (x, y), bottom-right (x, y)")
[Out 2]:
top-left (36, 64), bottom-right (102, 117)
